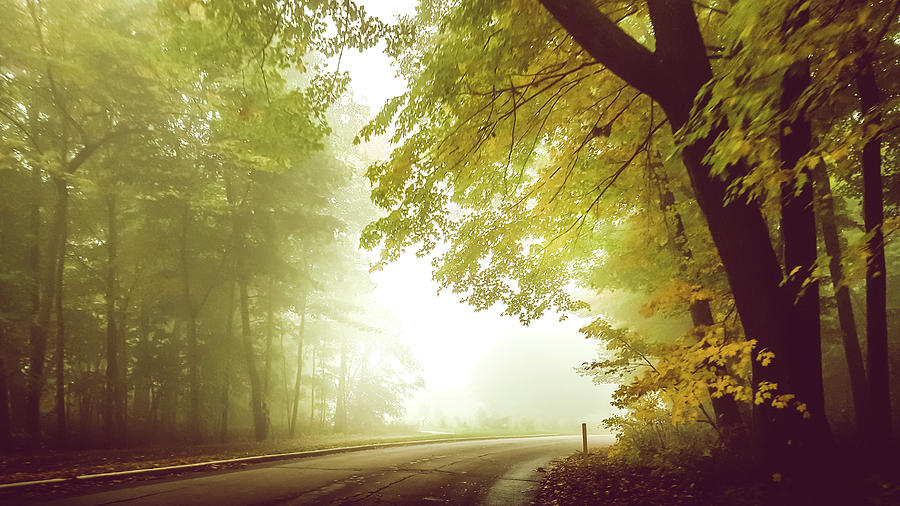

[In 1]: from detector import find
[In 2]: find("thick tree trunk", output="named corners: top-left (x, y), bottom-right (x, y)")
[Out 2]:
top-left (53, 179), bottom-right (68, 445)
top-left (856, 50), bottom-right (891, 444)
top-left (678, 119), bottom-right (802, 464)
top-left (104, 192), bottom-right (122, 442)
top-left (812, 164), bottom-right (869, 435)
top-left (289, 293), bottom-right (307, 438)
top-left (180, 202), bottom-right (201, 441)
top-left (778, 59), bottom-right (830, 450)
top-left (539, 0), bottom-right (824, 465)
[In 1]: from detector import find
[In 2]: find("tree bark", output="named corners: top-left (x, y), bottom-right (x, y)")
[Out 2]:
top-left (104, 192), bottom-right (122, 443)
top-left (0, 201), bottom-right (12, 449)
top-left (235, 213), bottom-right (267, 441)
top-left (133, 298), bottom-right (151, 432)
top-left (27, 173), bottom-right (66, 446)
top-left (0, 325), bottom-right (11, 450)
top-left (811, 164), bottom-right (869, 436)
top-left (26, 166), bottom-right (64, 445)
top-left (220, 280), bottom-right (235, 443)
top-left (856, 49), bottom-right (890, 444)
top-left (53, 178), bottom-right (68, 445)
top-left (289, 293), bottom-right (307, 438)
top-left (778, 58), bottom-right (830, 450)
top-left (180, 201), bottom-right (201, 441)
top-left (26, 156), bottom-right (44, 447)
top-left (239, 268), bottom-right (267, 441)
top-left (539, 0), bottom-right (821, 464)
top-left (264, 277), bottom-right (274, 396)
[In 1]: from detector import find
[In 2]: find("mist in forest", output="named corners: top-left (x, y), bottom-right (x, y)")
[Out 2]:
top-left (3, 5), bottom-right (897, 500)
top-left (374, 256), bottom-right (617, 434)
top-left (0, 0), bottom-right (621, 451)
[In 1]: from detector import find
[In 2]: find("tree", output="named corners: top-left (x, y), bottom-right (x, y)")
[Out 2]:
top-left (361, 0), bottom-right (897, 472)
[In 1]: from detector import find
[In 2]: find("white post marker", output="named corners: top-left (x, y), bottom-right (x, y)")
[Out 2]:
top-left (582, 423), bottom-right (588, 453)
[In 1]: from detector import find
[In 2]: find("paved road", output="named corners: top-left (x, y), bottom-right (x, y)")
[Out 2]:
top-left (40, 435), bottom-right (613, 505)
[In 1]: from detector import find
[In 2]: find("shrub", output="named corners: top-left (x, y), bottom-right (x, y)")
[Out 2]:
top-left (602, 408), bottom-right (717, 471)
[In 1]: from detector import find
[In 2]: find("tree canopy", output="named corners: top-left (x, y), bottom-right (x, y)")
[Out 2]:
top-left (1, 0), bottom-right (898, 489)
top-left (361, 0), bottom-right (898, 476)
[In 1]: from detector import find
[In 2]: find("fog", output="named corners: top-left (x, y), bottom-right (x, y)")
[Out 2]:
top-left (0, 0), bottom-right (621, 452)
top-left (373, 256), bottom-right (617, 433)
top-left (351, 0), bottom-right (617, 435)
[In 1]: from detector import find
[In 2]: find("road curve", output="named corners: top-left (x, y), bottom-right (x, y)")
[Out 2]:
top-left (39, 435), bottom-right (613, 505)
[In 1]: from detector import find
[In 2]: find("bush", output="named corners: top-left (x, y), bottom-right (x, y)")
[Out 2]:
top-left (603, 408), bottom-right (717, 471)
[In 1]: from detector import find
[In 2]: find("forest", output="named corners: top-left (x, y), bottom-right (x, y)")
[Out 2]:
top-left (0, 0), bottom-right (424, 449)
top-left (1, 0), bottom-right (899, 502)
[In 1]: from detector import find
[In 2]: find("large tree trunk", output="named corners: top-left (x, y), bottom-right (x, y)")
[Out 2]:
top-left (539, 0), bottom-right (825, 465)
top-left (856, 49), bottom-right (890, 444)
top-left (812, 164), bottom-right (869, 436)
top-left (180, 201), bottom-right (201, 441)
top-left (53, 179), bottom-right (68, 445)
top-left (288, 293), bottom-right (307, 438)
top-left (778, 58), bottom-right (830, 450)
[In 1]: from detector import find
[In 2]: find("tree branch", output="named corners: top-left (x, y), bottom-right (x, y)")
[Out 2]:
top-left (64, 128), bottom-right (138, 174)
top-left (539, 0), bottom-right (666, 101)
top-left (645, 0), bottom-right (713, 122)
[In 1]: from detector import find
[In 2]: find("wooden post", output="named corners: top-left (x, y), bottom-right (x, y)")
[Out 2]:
top-left (582, 423), bottom-right (588, 453)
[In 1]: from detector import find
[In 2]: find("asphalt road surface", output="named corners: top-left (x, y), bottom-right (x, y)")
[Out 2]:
top-left (38, 434), bottom-right (613, 505)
